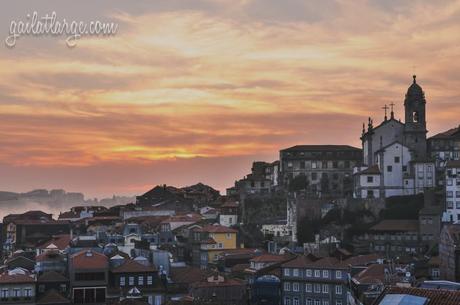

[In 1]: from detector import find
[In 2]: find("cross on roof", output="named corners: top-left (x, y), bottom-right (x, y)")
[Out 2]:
top-left (382, 104), bottom-right (389, 121)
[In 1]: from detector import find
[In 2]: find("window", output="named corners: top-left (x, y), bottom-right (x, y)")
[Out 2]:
top-left (336, 270), bottom-right (342, 279)
top-left (333, 161), bottom-right (338, 168)
top-left (13, 288), bottom-right (20, 298)
top-left (367, 190), bottom-right (374, 198)
top-left (323, 301), bottom-right (329, 305)
top-left (402, 165), bottom-right (407, 172)
top-left (312, 162), bottom-right (317, 169)
top-left (300, 161), bottom-right (305, 169)
top-left (293, 282), bottom-right (299, 292)
top-left (314, 270), bottom-right (320, 277)
top-left (336, 301), bottom-right (342, 305)
top-left (335, 285), bottom-right (342, 295)
top-left (1, 289), bottom-right (8, 300)
top-left (448, 191), bottom-right (453, 198)
top-left (23, 288), bottom-right (32, 297)
top-left (322, 161), bottom-right (328, 169)
top-left (0, 288), bottom-right (9, 299)
top-left (147, 276), bottom-right (153, 285)
top-left (284, 268), bottom-right (291, 276)
top-left (322, 284), bottom-right (329, 293)
top-left (314, 284), bottom-right (321, 293)
top-left (120, 276), bottom-right (126, 286)
top-left (226, 233), bottom-right (232, 239)
top-left (315, 300), bottom-right (320, 305)
top-left (60, 284), bottom-right (67, 292)
top-left (129, 276), bottom-right (134, 286)
top-left (387, 165), bottom-right (392, 172)
top-left (306, 269), bottom-right (312, 277)
top-left (394, 156), bottom-right (400, 163)
top-left (138, 276), bottom-right (144, 286)
top-left (293, 298), bottom-right (299, 305)
top-left (367, 176), bottom-right (373, 183)
top-left (322, 270), bottom-right (329, 278)
top-left (312, 172), bottom-right (317, 180)
top-left (293, 268), bottom-right (299, 277)
top-left (307, 300), bottom-right (313, 305)
top-left (306, 283), bottom-right (312, 292)
top-left (284, 282), bottom-right (291, 291)
top-left (284, 297), bottom-right (291, 305)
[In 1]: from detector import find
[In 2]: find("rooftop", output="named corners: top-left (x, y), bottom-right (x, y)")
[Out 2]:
top-left (71, 249), bottom-right (108, 269)
top-left (370, 220), bottom-right (419, 232)
top-left (194, 224), bottom-right (238, 234)
top-left (429, 125), bottom-right (460, 140)
top-left (281, 145), bottom-right (361, 152)
top-left (373, 286), bottom-right (460, 305)
top-left (111, 259), bottom-right (156, 273)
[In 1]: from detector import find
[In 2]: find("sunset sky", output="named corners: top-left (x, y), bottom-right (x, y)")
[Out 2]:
top-left (1, 0), bottom-right (460, 198)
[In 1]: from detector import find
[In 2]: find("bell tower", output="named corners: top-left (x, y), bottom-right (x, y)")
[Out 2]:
top-left (404, 75), bottom-right (427, 160)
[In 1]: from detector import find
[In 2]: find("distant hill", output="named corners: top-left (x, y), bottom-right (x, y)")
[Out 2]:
top-left (0, 189), bottom-right (135, 219)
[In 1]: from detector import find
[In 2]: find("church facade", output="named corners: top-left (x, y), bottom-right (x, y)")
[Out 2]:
top-left (354, 76), bottom-right (435, 199)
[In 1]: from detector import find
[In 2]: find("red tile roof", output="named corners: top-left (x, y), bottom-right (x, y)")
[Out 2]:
top-left (281, 145), bottom-right (361, 152)
top-left (36, 250), bottom-right (65, 262)
top-left (194, 225), bottom-right (238, 233)
top-left (370, 220), bottom-right (419, 232)
top-left (373, 286), bottom-right (460, 305)
top-left (37, 271), bottom-right (68, 283)
top-left (0, 272), bottom-right (35, 284)
top-left (111, 259), bottom-right (156, 273)
top-left (353, 264), bottom-right (385, 285)
top-left (37, 234), bottom-right (71, 250)
top-left (281, 255), bottom-right (314, 268)
top-left (430, 126), bottom-right (460, 139)
top-left (250, 254), bottom-right (289, 263)
top-left (191, 278), bottom-right (245, 288)
top-left (71, 250), bottom-right (108, 269)
top-left (170, 266), bottom-right (212, 285)
top-left (36, 289), bottom-right (70, 305)
top-left (356, 165), bottom-right (381, 175)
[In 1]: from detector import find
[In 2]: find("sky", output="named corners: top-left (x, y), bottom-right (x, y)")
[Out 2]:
top-left (0, 0), bottom-right (459, 198)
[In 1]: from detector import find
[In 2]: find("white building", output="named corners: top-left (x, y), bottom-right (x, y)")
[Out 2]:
top-left (261, 222), bottom-right (291, 237)
top-left (354, 76), bottom-right (434, 199)
top-left (443, 160), bottom-right (460, 223)
top-left (218, 201), bottom-right (239, 227)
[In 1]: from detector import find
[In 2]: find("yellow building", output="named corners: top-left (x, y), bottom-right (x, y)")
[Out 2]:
top-left (193, 225), bottom-right (238, 268)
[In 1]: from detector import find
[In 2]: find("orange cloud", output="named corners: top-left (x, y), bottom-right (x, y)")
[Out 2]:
top-left (0, 0), bottom-right (459, 196)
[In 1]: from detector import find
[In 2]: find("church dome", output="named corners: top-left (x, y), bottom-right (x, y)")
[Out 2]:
top-left (407, 75), bottom-right (424, 97)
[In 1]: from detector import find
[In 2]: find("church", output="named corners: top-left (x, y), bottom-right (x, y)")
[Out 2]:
top-left (353, 75), bottom-right (435, 198)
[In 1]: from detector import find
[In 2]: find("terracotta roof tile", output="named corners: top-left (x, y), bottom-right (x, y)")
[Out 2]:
top-left (111, 259), bottom-right (156, 273)
top-left (0, 273), bottom-right (35, 284)
top-left (37, 234), bottom-right (71, 250)
top-left (370, 220), bottom-right (419, 232)
top-left (281, 145), bottom-right (361, 152)
top-left (251, 254), bottom-right (289, 263)
top-left (373, 286), bottom-right (460, 305)
top-left (170, 266), bottom-right (212, 285)
top-left (71, 249), bottom-right (108, 269)
top-left (37, 271), bottom-right (68, 283)
top-left (194, 225), bottom-right (238, 233)
top-left (36, 289), bottom-right (70, 305)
